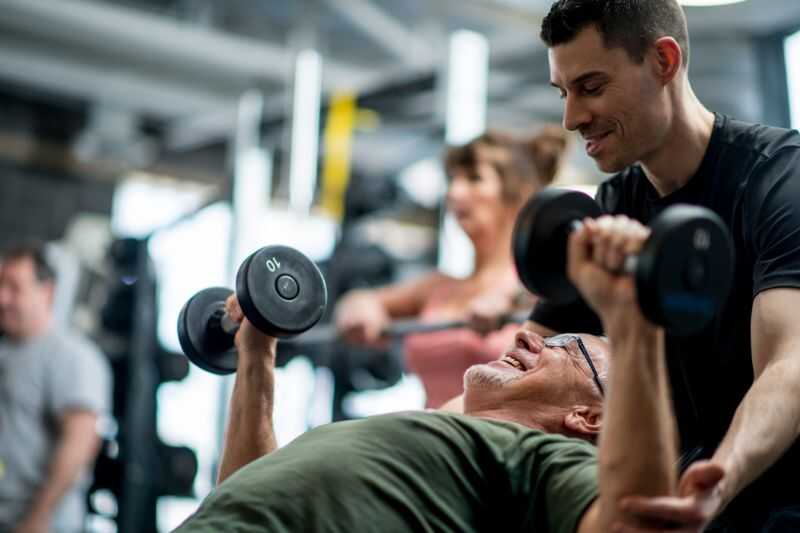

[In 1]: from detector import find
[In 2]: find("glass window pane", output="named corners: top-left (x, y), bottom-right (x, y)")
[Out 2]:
top-left (786, 30), bottom-right (800, 130)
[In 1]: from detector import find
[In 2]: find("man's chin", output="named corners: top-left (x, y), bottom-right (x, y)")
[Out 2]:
top-left (464, 364), bottom-right (521, 390)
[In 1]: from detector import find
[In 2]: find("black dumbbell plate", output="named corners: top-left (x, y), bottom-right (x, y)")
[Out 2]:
top-left (513, 188), bottom-right (604, 303)
top-left (236, 246), bottom-right (327, 338)
top-left (177, 287), bottom-right (239, 375)
top-left (636, 205), bottom-right (734, 336)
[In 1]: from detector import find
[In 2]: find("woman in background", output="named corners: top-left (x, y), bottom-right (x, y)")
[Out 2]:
top-left (335, 127), bottom-right (569, 408)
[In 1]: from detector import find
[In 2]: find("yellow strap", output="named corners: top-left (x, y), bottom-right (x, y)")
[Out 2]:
top-left (321, 92), bottom-right (357, 221)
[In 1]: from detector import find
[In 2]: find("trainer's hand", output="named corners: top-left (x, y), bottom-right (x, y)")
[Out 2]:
top-left (334, 291), bottom-right (390, 348)
top-left (567, 215), bottom-right (651, 326)
top-left (224, 295), bottom-right (277, 365)
top-left (613, 460), bottom-right (725, 533)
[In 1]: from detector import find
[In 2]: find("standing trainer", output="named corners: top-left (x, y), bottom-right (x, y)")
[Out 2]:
top-left (0, 244), bottom-right (111, 533)
top-left (525, 1), bottom-right (800, 530)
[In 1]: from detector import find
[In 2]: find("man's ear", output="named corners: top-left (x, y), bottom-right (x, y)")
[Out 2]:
top-left (564, 405), bottom-right (602, 440)
top-left (651, 36), bottom-right (683, 85)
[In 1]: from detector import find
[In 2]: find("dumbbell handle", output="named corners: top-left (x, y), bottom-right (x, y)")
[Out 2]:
top-left (281, 310), bottom-right (530, 347)
top-left (208, 307), bottom-right (242, 336)
top-left (568, 220), bottom-right (639, 274)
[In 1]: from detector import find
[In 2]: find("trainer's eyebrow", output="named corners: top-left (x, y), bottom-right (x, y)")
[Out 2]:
top-left (551, 70), bottom-right (607, 90)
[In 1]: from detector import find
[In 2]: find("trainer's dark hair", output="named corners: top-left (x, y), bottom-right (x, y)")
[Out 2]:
top-left (1, 242), bottom-right (56, 283)
top-left (541, 0), bottom-right (690, 67)
top-left (444, 126), bottom-right (570, 205)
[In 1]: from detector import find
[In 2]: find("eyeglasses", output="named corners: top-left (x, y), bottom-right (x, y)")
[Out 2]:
top-left (544, 334), bottom-right (605, 397)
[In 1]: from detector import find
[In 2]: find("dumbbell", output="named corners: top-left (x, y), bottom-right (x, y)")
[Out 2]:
top-left (512, 188), bottom-right (734, 336)
top-left (177, 245), bottom-right (327, 374)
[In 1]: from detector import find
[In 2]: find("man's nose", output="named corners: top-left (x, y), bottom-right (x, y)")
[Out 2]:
top-left (562, 94), bottom-right (591, 132)
top-left (515, 330), bottom-right (544, 353)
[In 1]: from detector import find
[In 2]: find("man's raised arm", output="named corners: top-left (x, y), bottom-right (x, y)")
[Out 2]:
top-left (216, 297), bottom-right (279, 484)
top-left (569, 217), bottom-right (702, 532)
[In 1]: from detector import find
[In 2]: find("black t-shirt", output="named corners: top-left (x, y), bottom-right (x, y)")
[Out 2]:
top-left (530, 114), bottom-right (800, 517)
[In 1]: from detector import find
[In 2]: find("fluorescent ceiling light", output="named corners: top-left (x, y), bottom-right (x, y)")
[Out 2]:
top-left (679, 0), bottom-right (747, 6)
top-left (786, 31), bottom-right (800, 129)
top-left (445, 30), bottom-right (489, 146)
top-left (440, 29), bottom-right (489, 278)
top-left (289, 49), bottom-right (323, 214)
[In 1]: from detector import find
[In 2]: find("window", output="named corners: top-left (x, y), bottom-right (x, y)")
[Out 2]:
top-left (786, 29), bottom-right (800, 129)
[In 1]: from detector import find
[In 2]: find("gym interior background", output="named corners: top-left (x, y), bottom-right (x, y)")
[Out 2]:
top-left (1, 0), bottom-right (799, 530)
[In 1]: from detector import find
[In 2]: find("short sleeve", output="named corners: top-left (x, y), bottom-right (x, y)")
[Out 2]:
top-left (48, 336), bottom-right (111, 417)
top-left (748, 147), bottom-right (800, 296)
top-left (511, 433), bottom-right (599, 533)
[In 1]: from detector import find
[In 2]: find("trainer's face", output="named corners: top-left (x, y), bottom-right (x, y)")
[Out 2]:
top-left (463, 330), bottom-right (607, 410)
top-left (548, 26), bottom-right (667, 173)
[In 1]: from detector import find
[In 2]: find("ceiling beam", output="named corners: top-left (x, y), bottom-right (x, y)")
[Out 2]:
top-left (319, 0), bottom-right (432, 66)
top-left (0, 39), bottom-right (232, 116)
top-left (164, 30), bottom-right (547, 150)
top-left (0, 0), bottom-right (373, 90)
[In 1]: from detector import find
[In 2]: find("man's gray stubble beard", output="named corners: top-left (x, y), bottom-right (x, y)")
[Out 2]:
top-left (463, 364), bottom-right (523, 389)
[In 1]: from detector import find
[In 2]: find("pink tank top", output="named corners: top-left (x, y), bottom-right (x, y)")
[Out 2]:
top-left (403, 278), bottom-right (520, 409)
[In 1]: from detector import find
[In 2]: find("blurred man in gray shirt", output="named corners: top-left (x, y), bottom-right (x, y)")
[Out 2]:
top-left (0, 243), bottom-right (110, 533)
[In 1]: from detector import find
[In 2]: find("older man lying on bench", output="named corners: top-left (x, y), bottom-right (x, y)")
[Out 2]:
top-left (174, 219), bottom-right (721, 533)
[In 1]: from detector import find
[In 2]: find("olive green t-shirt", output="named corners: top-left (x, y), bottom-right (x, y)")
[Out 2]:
top-left (175, 411), bottom-right (598, 533)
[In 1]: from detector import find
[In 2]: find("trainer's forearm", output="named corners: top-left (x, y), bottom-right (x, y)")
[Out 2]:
top-left (217, 355), bottom-right (278, 484)
top-left (710, 352), bottom-right (800, 509)
top-left (597, 322), bottom-right (678, 527)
